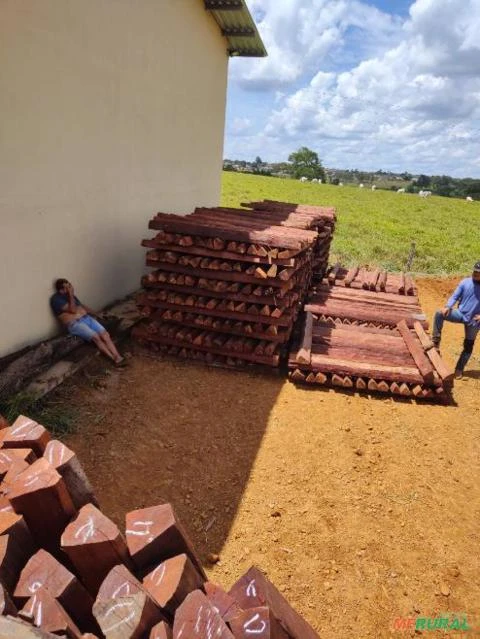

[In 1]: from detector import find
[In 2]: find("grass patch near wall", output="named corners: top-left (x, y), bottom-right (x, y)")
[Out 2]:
top-left (221, 172), bottom-right (479, 275)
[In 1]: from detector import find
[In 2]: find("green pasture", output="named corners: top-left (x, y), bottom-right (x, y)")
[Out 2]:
top-left (221, 172), bottom-right (479, 275)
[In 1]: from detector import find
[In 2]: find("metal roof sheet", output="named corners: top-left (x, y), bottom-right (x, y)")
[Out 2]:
top-left (205, 0), bottom-right (267, 57)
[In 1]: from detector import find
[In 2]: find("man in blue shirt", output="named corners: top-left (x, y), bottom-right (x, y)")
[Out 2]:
top-left (50, 278), bottom-right (126, 366)
top-left (432, 262), bottom-right (480, 378)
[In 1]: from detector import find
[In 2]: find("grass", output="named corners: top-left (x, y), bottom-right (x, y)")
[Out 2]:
top-left (0, 391), bottom-right (78, 439)
top-left (221, 172), bottom-right (479, 275)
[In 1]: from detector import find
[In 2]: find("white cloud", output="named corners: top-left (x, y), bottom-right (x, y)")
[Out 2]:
top-left (228, 0), bottom-right (480, 175)
top-left (230, 117), bottom-right (252, 135)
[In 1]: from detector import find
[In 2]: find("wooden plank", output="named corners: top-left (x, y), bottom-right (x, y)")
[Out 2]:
top-left (397, 320), bottom-right (435, 384)
top-left (61, 503), bottom-right (133, 595)
top-left (296, 313), bottom-right (313, 365)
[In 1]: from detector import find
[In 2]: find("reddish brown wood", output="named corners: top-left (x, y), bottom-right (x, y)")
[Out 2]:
top-left (296, 313), bottom-right (313, 365)
top-left (229, 566), bottom-right (319, 639)
top-left (43, 440), bottom-right (98, 509)
top-left (290, 369), bottom-right (306, 383)
top-left (149, 621), bottom-right (173, 639)
top-left (378, 270), bottom-right (388, 292)
top-left (369, 269), bottom-right (380, 291)
top-left (8, 459), bottom-right (75, 554)
top-left (332, 374), bottom-right (344, 387)
top-left (413, 322), bottom-right (453, 384)
top-left (125, 504), bottom-right (206, 578)
top-left (0, 616), bottom-right (62, 637)
top-left (14, 548), bottom-right (97, 632)
top-left (93, 591), bottom-right (164, 639)
top-left (399, 383), bottom-right (411, 396)
top-left (229, 606), bottom-right (290, 639)
top-left (0, 416), bottom-right (51, 457)
top-left (61, 503), bottom-right (133, 595)
top-left (398, 272), bottom-right (406, 294)
top-left (342, 266), bottom-right (359, 288)
top-left (404, 274), bottom-right (415, 295)
top-left (356, 378), bottom-right (367, 391)
top-left (143, 553), bottom-right (205, 617)
top-left (0, 415), bottom-right (9, 430)
top-left (0, 448), bottom-right (36, 479)
top-left (20, 589), bottom-right (82, 638)
top-left (172, 590), bottom-right (234, 638)
top-left (1, 457), bottom-right (30, 492)
top-left (0, 582), bottom-right (17, 615)
top-left (315, 372), bottom-right (327, 384)
top-left (396, 320), bottom-right (435, 384)
top-left (204, 582), bottom-right (242, 623)
top-left (96, 564), bottom-right (144, 602)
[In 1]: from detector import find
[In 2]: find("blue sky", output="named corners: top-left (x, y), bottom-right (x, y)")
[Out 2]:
top-left (223, 0), bottom-right (480, 178)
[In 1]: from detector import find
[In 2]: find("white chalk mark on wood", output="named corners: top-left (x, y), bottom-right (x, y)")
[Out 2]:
top-left (112, 581), bottom-right (131, 599)
top-left (151, 562), bottom-right (167, 587)
top-left (246, 579), bottom-right (257, 597)
top-left (74, 516), bottom-right (95, 543)
top-left (29, 581), bottom-right (43, 594)
top-left (126, 520), bottom-right (154, 537)
top-left (103, 601), bottom-right (135, 633)
top-left (244, 613), bottom-right (267, 634)
top-left (10, 419), bottom-right (34, 436)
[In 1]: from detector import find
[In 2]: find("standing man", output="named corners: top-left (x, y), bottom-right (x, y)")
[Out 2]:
top-left (50, 279), bottom-right (126, 366)
top-left (432, 262), bottom-right (480, 379)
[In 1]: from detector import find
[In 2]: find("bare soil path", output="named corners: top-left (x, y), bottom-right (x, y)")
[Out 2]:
top-left (61, 278), bottom-right (480, 638)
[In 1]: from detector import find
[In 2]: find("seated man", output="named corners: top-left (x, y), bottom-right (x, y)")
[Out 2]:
top-left (50, 278), bottom-right (126, 366)
top-left (432, 261), bottom-right (480, 379)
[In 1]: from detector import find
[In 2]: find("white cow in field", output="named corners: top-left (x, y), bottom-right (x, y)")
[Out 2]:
top-left (359, 183), bottom-right (364, 188)
top-left (311, 178), bottom-right (318, 183)
top-left (397, 188), bottom-right (406, 193)
top-left (300, 176), bottom-right (308, 183)
top-left (419, 190), bottom-right (432, 198)
top-left (339, 182), bottom-right (344, 186)
top-left (466, 196), bottom-right (474, 202)
top-left (371, 185), bottom-right (377, 191)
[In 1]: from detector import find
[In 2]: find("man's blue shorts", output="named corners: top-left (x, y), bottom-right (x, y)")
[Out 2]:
top-left (68, 315), bottom-right (106, 342)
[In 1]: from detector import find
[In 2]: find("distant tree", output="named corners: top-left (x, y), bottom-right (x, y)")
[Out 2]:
top-left (330, 177), bottom-right (340, 185)
top-left (417, 174), bottom-right (431, 188)
top-left (288, 147), bottom-right (326, 181)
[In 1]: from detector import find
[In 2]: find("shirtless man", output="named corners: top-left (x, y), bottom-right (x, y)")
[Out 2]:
top-left (50, 278), bottom-right (125, 366)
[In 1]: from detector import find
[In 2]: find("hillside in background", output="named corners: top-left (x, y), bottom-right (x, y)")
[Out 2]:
top-left (221, 171), bottom-right (479, 275)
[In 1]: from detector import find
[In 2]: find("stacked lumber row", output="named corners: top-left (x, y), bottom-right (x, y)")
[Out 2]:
top-left (0, 415), bottom-right (319, 639)
top-left (306, 283), bottom-right (427, 330)
top-left (325, 264), bottom-right (417, 296)
top-left (134, 207), bottom-right (322, 367)
top-left (242, 200), bottom-right (336, 278)
top-left (288, 313), bottom-right (453, 401)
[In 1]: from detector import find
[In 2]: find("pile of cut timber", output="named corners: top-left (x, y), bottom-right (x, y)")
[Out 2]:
top-left (306, 283), bottom-right (427, 330)
top-left (289, 313), bottom-right (453, 401)
top-left (0, 414), bottom-right (320, 638)
top-left (325, 264), bottom-right (417, 296)
top-left (133, 204), bottom-right (331, 368)
top-left (242, 200), bottom-right (336, 278)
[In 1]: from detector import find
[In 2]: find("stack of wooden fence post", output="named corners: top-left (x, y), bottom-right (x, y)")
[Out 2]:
top-left (241, 200), bottom-right (336, 279)
top-left (288, 267), bottom-right (454, 401)
top-left (0, 415), bottom-right (320, 638)
top-left (134, 202), bottom-right (336, 368)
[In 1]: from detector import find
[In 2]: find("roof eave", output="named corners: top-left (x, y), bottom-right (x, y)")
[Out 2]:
top-left (205, 0), bottom-right (267, 58)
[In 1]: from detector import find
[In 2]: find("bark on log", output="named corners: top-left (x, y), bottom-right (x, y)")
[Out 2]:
top-left (143, 553), bottom-right (205, 618)
top-left (61, 504), bottom-right (133, 595)
top-left (125, 504), bottom-right (206, 579)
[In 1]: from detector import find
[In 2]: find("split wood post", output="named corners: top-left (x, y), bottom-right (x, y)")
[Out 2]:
top-left (204, 582), bottom-right (242, 624)
top-left (378, 270), bottom-right (387, 292)
top-left (0, 582), bottom-right (17, 616)
top-left (143, 553), bottom-right (205, 618)
top-left (343, 266), bottom-right (359, 287)
top-left (0, 448), bottom-right (36, 480)
top-left (295, 313), bottom-right (313, 365)
top-left (229, 606), bottom-right (290, 639)
top-left (149, 621), bottom-right (172, 639)
top-left (396, 320), bottom-right (435, 385)
top-left (172, 590), bottom-right (234, 639)
top-left (44, 440), bottom-right (98, 509)
top-left (61, 503), bottom-right (133, 596)
top-left (8, 458), bottom-right (75, 554)
top-left (327, 262), bottom-right (341, 285)
top-left (93, 591), bottom-right (164, 639)
top-left (19, 589), bottom-right (82, 638)
top-left (229, 566), bottom-right (320, 639)
top-left (125, 504), bottom-right (206, 578)
top-left (0, 616), bottom-right (62, 638)
top-left (0, 512), bottom-right (36, 590)
top-left (0, 415), bottom-right (9, 430)
top-left (1, 457), bottom-right (30, 493)
top-left (0, 416), bottom-right (51, 457)
top-left (14, 548), bottom-right (97, 633)
top-left (413, 321), bottom-right (453, 386)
